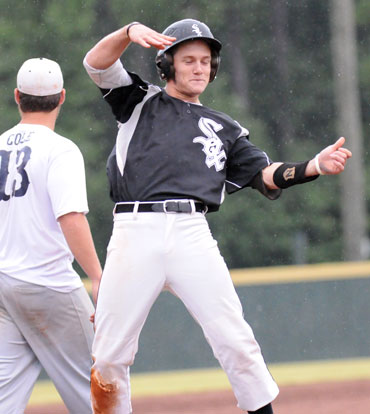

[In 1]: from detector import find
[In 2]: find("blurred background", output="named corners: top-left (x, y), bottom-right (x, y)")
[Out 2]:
top-left (1, 0), bottom-right (370, 404)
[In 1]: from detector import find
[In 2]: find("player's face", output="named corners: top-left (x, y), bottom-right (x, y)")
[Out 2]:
top-left (166, 40), bottom-right (211, 103)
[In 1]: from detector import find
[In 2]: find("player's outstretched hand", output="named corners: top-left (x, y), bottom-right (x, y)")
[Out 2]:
top-left (128, 23), bottom-right (176, 50)
top-left (316, 137), bottom-right (352, 175)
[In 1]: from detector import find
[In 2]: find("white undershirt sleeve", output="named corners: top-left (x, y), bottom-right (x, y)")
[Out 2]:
top-left (83, 57), bottom-right (133, 89)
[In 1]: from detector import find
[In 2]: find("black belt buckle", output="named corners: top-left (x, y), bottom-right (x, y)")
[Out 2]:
top-left (163, 200), bottom-right (192, 213)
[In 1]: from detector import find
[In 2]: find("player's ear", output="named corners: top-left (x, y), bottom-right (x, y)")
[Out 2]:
top-left (14, 88), bottom-right (20, 104)
top-left (59, 89), bottom-right (66, 106)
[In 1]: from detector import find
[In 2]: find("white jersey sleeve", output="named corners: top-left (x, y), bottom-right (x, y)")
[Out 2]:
top-left (47, 139), bottom-right (89, 218)
top-left (83, 57), bottom-right (133, 89)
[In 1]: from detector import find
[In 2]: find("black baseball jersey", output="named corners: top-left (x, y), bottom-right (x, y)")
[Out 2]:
top-left (102, 72), bottom-right (280, 212)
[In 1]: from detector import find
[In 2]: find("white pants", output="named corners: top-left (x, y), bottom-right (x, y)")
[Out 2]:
top-left (0, 273), bottom-right (95, 414)
top-left (92, 212), bottom-right (279, 413)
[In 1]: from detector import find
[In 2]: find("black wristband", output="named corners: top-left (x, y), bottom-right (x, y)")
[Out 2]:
top-left (126, 22), bottom-right (141, 38)
top-left (273, 161), bottom-right (319, 189)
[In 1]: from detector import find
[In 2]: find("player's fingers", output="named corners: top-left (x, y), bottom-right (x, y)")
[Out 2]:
top-left (331, 136), bottom-right (345, 151)
top-left (155, 33), bottom-right (176, 43)
top-left (329, 152), bottom-right (347, 164)
top-left (329, 148), bottom-right (352, 162)
top-left (144, 28), bottom-right (175, 42)
top-left (135, 38), bottom-right (152, 48)
top-left (162, 34), bottom-right (176, 41)
top-left (324, 160), bottom-right (344, 175)
top-left (139, 35), bottom-right (171, 49)
top-left (148, 34), bottom-right (175, 47)
top-left (337, 147), bottom-right (352, 158)
top-left (333, 160), bottom-right (345, 172)
top-left (154, 39), bottom-right (174, 48)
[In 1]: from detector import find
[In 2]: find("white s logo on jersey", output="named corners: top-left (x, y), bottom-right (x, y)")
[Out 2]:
top-left (193, 117), bottom-right (226, 172)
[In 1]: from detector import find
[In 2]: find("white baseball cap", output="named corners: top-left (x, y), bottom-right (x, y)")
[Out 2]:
top-left (17, 57), bottom-right (64, 96)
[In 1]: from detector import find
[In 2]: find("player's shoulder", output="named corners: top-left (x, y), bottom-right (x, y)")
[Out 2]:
top-left (51, 130), bottom-right (82, 154)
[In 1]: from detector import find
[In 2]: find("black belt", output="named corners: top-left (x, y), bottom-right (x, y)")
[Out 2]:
top-left (115, 200), bottom-right (207, 214)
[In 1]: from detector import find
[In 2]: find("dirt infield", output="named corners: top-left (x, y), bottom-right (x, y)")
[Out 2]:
top-left (25, 379), bottom-right (370, 413)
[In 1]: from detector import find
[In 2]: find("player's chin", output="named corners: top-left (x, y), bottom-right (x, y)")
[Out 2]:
top-left (189, 81), bottom-right (208, 95)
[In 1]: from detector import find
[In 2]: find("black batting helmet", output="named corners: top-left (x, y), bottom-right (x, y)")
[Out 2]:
top-left (155, 19), bottom-right (222, 83)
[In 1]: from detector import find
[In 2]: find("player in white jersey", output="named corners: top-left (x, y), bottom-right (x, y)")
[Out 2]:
top-left (84, 20), bottom-right (351, 414)
top-left (0, 58), bottom-right (102, 414)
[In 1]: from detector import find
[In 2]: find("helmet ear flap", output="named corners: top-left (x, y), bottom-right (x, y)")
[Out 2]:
top-left (156, 52), bottom-right (175, 81)
top-left (210, 51), bottom-right (220, 83)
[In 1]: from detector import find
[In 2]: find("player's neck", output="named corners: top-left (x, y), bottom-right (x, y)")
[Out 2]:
top-left (19, 109), bottom-right (59, 131)
top-left (165, 85), bottom-right (201, 105)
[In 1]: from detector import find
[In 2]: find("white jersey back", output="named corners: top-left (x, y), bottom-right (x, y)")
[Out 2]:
top-left (0, 123), bottom-right (88, 291)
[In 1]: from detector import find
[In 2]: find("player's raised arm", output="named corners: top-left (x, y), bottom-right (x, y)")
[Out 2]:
top-left (85, 23), bottom-right (176, 70)
top-left (262, 137), bottom-right (352, 189)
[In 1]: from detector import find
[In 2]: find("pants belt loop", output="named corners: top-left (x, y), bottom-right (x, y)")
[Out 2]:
top-left (189, 199), bottom-right (196, 215)
top-left (133, 201), bottom-right (140, 219)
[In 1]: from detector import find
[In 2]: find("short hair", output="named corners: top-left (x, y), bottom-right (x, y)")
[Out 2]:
top-left (18, 91), bottom-right (61, 113)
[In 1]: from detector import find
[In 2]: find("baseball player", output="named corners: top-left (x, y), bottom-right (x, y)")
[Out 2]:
top-left (0, 58), bottom-right (102, 414)
top-left (83, 19), bottom-right (351, 414)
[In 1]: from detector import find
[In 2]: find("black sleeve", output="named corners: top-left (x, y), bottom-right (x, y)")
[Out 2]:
top-left (225, 136), bottom-right (281, 200)
top-left (99, 72), bottom-right (149, 124)
top-left (249, 171), bottom-right (282, 200)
